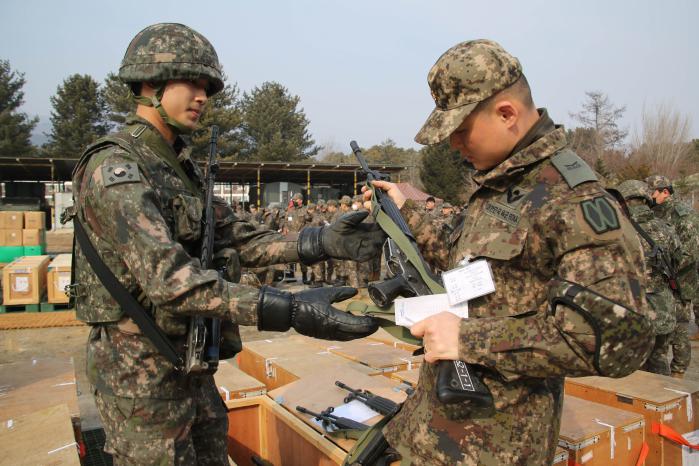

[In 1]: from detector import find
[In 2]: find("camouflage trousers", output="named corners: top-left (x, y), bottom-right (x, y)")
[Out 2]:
top-left (94, 375), bottom-right (228, 465)
top-left (642, 333), bottom-right (671, 376)
top-left (309, 261), bottom-right (325, 283)
top-left (671, 321), bottom-right (691, 375)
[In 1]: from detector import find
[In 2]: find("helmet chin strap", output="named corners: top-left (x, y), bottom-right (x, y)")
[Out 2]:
top-left (132, 84), bottom-right (193, 135)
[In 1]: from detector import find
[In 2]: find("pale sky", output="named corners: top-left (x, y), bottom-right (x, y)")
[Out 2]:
top-left (2, 0), bottom-right (697, 152)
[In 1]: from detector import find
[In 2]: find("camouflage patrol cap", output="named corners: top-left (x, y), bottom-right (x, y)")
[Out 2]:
top-left (317, 199), bottom-right (326, 206)
top-left (645, 175), bottom-right (673, 191)
top-left (340, 195), bottom-right (352, 205)
top-left (442, 202), bottom-right (453, 209)
top-left (327, 199), bottom-right (338, 207)
top-left (292, 193), bottom-right (303, 200)
top-left (307, 202), bottom-right (316, 209)
top-left (415, 39), bottom-right (522, 145)
top-left (120, 23), bottom-right (224, 96)
top-left (617, 180), bottom-right (652, 203)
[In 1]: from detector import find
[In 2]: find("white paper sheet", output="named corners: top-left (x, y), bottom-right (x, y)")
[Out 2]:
top-left (394, 293), bottom-right (468, 328)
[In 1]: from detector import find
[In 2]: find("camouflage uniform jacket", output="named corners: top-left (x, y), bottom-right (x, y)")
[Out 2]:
top-left (385, 112), bottom-right (650, 465)
top-left (628, 203), bottom-right (681, 335)
top-left (72, 115), bottom-right (298, 398)
top-left (284, 205), bottom-right (307, 233)
top-left (652, 199), bottom-right (699, 302)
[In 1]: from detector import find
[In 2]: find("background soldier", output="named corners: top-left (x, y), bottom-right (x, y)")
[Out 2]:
top-left (331, 195), bottom-right (353, 285)
top-left (303, 202), bottom-right (326, 287)
top-left (324, 199), bottom-right (338, 283)
top-left (69, 23), bottom-right (381, 465)
top-left (366, 39), bottom-right (652, 465)
top-left (617, 180), bottom-right (682, 375)
top-left (423, 195), bottom-right (437, 217)
top-left (647, 175), bottom-right (699, 377)
top-left (282, 192), bottom-right (307, 281)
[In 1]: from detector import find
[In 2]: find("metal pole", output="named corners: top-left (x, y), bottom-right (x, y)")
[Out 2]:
top-left (307, 169), bottom-right (311, 204)
top-left (257, 168), bottom-right (261, 207)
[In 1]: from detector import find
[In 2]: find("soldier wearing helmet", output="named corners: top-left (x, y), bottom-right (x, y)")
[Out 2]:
top-left (617, 180), bottom-right (682, 375)
top-left (67, 23), bottom-right (382, 464)
top-left (646, 174), bottom-right (699, 373)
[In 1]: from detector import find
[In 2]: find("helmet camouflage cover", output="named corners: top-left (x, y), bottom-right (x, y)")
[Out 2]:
top-left (120, 23), bottom-right (224, 95)
top-left (617, 180), bottom-right (652, 203)
top-left (645, 175), bottom-right (672, 191)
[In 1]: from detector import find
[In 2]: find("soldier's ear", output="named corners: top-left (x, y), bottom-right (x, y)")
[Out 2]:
top-left (494, 100), bottom-right (518, 128)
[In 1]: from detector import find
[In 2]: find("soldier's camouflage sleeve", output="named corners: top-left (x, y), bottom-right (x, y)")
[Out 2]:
top-left (457, 194), bottom-right (648, 379)
top-left (84, 153), bottom-right (296, 325)
top-left (400, 199), bottom-right (451, 270)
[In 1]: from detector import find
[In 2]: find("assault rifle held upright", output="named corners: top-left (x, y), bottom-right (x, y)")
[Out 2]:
top-left (184, 125), bottom-right (221, 373)
top-left (350, 140), bottom-right (492, 407)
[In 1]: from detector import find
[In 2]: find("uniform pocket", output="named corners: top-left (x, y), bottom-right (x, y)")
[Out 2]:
top-left (172, 194), bottom-right (203, 241)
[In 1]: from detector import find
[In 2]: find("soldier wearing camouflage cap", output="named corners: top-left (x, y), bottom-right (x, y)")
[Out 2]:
top-left (618, 180), bottom-right (682, 375)
top-left (364, 39), bottom-right (652, 464)
top-left (646, 175), bottom-right (699, 373)
top-left (67, 23), bottom-right (382, 465)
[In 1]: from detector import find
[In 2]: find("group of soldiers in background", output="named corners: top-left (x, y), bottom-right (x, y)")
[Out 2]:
top-left (231, 192), bottom-right (461, 288)
top-left (618, 175), bottom-right (699, 378)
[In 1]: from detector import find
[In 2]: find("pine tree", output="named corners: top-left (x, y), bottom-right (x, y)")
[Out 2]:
top-left (103, 72), bottom-right (135, 129)
top-left (420, 141), bottom-right (467, 204)
top-left (239, 81), bottom-right (319, 161)
top-left (190, 82), bottom-right (244, 160)
top-left (0, 59), bottom-right (38, 157)
top-left (46, 74), bottom-right (108, 157)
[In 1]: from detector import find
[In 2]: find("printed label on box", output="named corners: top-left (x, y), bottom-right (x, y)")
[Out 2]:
top-left (57, 275), bottom-right (71, 293)
top-left (683, 429), bottom-right (699, 465)
top-left (13, 276), bottom-right (29, 292)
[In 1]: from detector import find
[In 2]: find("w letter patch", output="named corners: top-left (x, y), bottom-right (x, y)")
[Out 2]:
top-left (581, 197), bottom-right (620, 234)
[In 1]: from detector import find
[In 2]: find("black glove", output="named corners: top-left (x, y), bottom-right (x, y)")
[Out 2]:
top-left (257, 285), bottom-right (378, 341)
top-left (297, 211), bottom-right (386, 264)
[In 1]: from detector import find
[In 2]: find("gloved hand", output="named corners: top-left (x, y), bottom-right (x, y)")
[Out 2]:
top-left (257, 285), bottom-right (378, 341)
top-left (297, 211), bottom-right (385, 264)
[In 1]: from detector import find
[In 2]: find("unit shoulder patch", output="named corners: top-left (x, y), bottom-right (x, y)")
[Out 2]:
top-left (102, 162), bottom-right (141, 187)
top-left (581, 196), bottom-right (620, 234)
top-left (550, 150), bottom-right (598, 189)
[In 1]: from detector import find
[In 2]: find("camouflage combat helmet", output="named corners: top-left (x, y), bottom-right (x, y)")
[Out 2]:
top-left (340, 195), bottom-right (352, 206)
top-left (645, 175), bottom-right (672, 191)
top-left (292, 193), bottom-right (303, 201)
top-left (617, 180), bottom-right (652, 204)
top-left (120, 23), bottom-right (224, 133)
top-left (326, 199), bottom-right (338, 207)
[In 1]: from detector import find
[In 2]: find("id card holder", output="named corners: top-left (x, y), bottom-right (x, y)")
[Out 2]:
top-left (442, 258), bottom-right (496, 306)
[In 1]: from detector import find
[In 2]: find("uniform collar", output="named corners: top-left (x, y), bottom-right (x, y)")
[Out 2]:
top-left (472, 108), bottom-right (566, 191)
top-left (124, 114), bottom-right (187, 156)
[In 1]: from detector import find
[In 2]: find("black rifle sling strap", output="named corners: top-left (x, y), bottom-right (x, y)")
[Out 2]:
top-left (74, 217), bottom-right (184, 369)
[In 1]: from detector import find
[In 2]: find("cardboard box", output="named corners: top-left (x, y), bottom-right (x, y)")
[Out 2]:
top-left (0, 246), bottom-right (24, 263)
top-left (2, 229), bottom-right (22, 246)
top-left (23, 211), bottom-right (46, 230)
top-left (47, 254), bottom-right (72, 304)
top-left (0, 211), bottom-right (23, 229)
top-left (2, 255), bottom-right (50, 305)
top-left (559, 395), bottom-right (645, 465)
top-left (22, 229), bottom-right (46, 246)
top-left (566, 371), bottom-right (699, 466)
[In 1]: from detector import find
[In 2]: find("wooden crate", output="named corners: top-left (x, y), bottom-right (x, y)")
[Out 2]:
top-left (390, 368), bottom-right (420, 388)
top-left (559, 395), bottom-right (645, 465)
top-left (566, 371), bottom-right (699, 466)
top-left (238, 337), bottom-right (376, 391)
top-left (214, 360), bottom-right (267, 401)
top-left (0, 404), bottom-right (80, 466)
top-left (47, 253), bottom-right (72, 304)
top-left (226, 395), bottom-right (346, 466)
top-left (1, 229), bottom-right (23, 246)
top-left (2, 255), bottom-right (50, 305)
top-left (553, 446), bottom-right (568, 465)
top-left (366, 327), bottom-right (421, 353)
top-left (21, 229), bottom-right (46, 246)
top-left (300, 337), bottom-right (423, 376)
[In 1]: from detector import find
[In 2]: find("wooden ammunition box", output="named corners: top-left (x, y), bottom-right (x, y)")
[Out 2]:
top-left (0, 211), bottom-right (24, 229)
top-left (47, 253), bottom-right (72, 304)
top-left (23, 211), bottom-right (46, 230)
top-left (214, 360), bottom-right (267, 401)
top-left (552, 447), bottom-right (568, 466)
top-left (238, 337), bottom-right (376, 391)
top-left (390, 367), bottom-right (420, 388)
top-left (2, 255), bottom-right (50, 305)
top-left (559, 395), bottom-right (645, 465)
top-left (566, 371), bottom-right (699, 466)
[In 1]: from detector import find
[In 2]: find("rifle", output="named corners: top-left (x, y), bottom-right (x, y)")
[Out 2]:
top-left (296, 405), bottom-right (369, 432)
top-left (350, 140), bottom-right (492, 407)
top-left (184, 125), bottom-right (221, 373)
top-left (335, 380), bottom-right (400, 417)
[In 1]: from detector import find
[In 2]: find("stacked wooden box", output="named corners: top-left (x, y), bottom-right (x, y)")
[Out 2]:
top-left (2, 255), bottom-right (51, 305)
top-left (0, 211), bottom-right (47, 263)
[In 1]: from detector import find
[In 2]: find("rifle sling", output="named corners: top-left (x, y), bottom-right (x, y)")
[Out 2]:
top-left (74, 217), bottom-right (184, 369)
